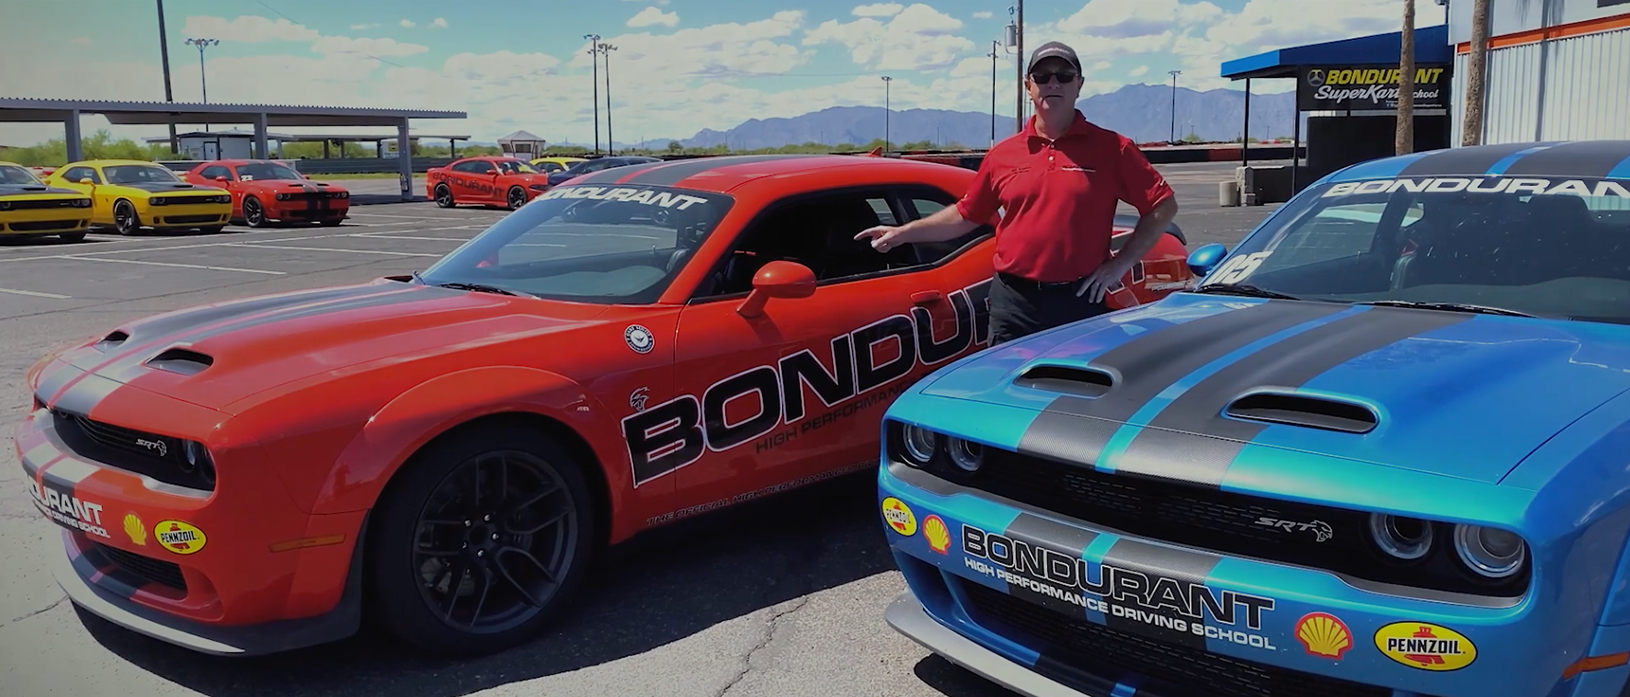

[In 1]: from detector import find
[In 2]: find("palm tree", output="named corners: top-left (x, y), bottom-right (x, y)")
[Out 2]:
top-left (1463, 0), bottom-right (1490, 145)
top-left (1397, 0), bottom-right (1416, 154)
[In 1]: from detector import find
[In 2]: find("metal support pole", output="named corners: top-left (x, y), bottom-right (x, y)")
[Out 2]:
top-left (585, 34), bottom-right (601, 155)
top-left (990, 41), bottom-right (998, 147)
top-left (65, 109), bottom-right (83, 162)
top-left (1168, 70), bottom-right (1182, 142)
top-left (603, 44), bottom-right (617, 154)
top-left (1014, 0), bottom-right (1024, 134)
top-left (156, 0), bottom-right (177, 154)
top-left (398, 118), bottom-right (412, 202)
top-left (1291, 107), bottom-right (1301, 193)
top-left (253, 112), bottom-right (268, 159)
top-left (881, 76), bottom-right (892, 153)
top-left (1242, 78), bottom-right (1252, 166)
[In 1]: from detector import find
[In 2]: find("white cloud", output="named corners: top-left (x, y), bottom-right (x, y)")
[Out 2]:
top-left (181, 15), bottom-right (321, 43)
top-left (311, 35), bottom-right (429, 58)
top-left (628, 7), bottom-right (679, 28)
top-left (804, 3), bottom-right (972, 72)
top-left (623, 0), bottom-right (670, 4)
top-left (1130, 65), bottom-right (1149, 76)
top-left (350, 23), bottom-right (378, 30)
top-left (1091, 60), bottom-right (1111, 71)
top-left (431, 18), bottom-right (449, 29)
top-left (399, 19), bottom-right (415, 28)
top-left (973, 11), bottom-right (993, 19)
top-left (853, 3), bottom-right (905, 17)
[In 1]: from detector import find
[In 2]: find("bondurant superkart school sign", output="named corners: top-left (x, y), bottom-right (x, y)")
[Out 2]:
top-left (1296, 65), bottom-right (1451, 111)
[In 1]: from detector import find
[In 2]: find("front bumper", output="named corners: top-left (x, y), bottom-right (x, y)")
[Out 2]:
top-left (16, 376), bottom-right (365, 655)
top-left (139, 201), bottom-right (231, 228)
top-left (263, 198), bottom-right (348, 222)
top-left (878, 461), bottom-right (1626, 697)
top-left (1, 205), bottom-right (90, 235)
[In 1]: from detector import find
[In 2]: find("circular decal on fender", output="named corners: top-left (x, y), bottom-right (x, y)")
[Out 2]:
top-left (1373, 621), bottom-right (1476, 671)
top-left (881, 497), bottom-right (917, 537)
top-left (625, 324), bottom-right (654, 354)
top-left (155, 520), bottom-right (208, 555)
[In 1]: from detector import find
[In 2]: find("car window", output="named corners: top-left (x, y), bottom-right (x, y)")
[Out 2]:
top-left (198, 165), bottom-right (232, 181)
top-left (63, 166), bottom-right (100, 184)
top-left (1207, 176), bottom-right (1630, 325)
top-left (235, 162), bottom-right (302, 181)
top-left (495, 160), bottom-right (537, 175)
top-left (0, 165), bottom-right (40, 185)
top-left (417, 183), bottom-right (734, 304)
top-left (536, 162), bottom-right (564, 173)
top-left (104, 164), bottom-right (182, 184)
top-left (909, 196), bottom-right (992, 266)
top-left (700, 191), bottom-right (922, 297)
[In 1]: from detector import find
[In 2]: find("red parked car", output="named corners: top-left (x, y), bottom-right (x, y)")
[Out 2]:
top-left (425, 156), bottom-right (553, 210)
top-left (184, 159), bottom-right (350, 227)
top-left (17, 154), bottom-right (1193, 660)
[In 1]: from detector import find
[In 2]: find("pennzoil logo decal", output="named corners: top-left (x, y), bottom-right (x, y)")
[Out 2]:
top-left (882, 498), bottom-right (916, 536)
top-left (156, 520), bottom-right (208, 555)
top-left (1374, 621), bottom-right (1476, 671)
top-left (620, 278), bottom-right (991, 487)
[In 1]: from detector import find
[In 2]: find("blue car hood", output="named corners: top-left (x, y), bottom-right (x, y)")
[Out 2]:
top-left (921, 295), bottom-right (1630, 485)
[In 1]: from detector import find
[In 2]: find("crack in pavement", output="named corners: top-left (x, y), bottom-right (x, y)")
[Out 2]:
top-left (0, 594), bottom-right (66, 631)
top-left (716, 597), bottom-right (810, 697)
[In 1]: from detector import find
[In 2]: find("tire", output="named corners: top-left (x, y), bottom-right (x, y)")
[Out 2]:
top-left (434, 184), bottom-right (455, 208)
top-left (507, 187), bottom-right (527, 211)
top-left (112, 200), bottom-right (139, 235)
top-left (364, 421), bottom-right (597, 656)
top-left (243, 196), bottom-right (268, 227)
top-left (58, 232), bottom-right (86, 243)
top-left (319, 218), bottom-right (343, 227)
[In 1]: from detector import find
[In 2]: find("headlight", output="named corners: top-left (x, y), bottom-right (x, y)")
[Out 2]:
top-left (150, 196), bottom-right (167, 205)
top-left (277, 193), bottom-right (292, 200)
top-left (901, 424), bottom-right (936, 464)
top-left (0, 201), bottom-right (11, 210)
top-left (329, 191), bottom-right (348, 199)
top-left (1368, 513), bottom-right (1433, 560)
top-left (1454, 525), bottom-right (1526, 578)
top-left (75, 198), bottom-right (91, 207)
top-left (948, 437), bottom-right (983, 472)
top-left (180, 440), bottom-right (217, 486)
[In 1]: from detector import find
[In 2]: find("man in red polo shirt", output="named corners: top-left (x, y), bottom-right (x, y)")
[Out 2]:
top-left (856, 41), bottom-right (1178, 345)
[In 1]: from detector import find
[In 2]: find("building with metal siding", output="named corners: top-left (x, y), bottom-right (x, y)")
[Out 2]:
top-left (1448, 0), bottom-right (1630, 145)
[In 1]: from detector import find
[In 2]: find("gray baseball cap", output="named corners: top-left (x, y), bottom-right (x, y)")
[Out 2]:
top-left (1026, 41), bottom-right (1082, 73)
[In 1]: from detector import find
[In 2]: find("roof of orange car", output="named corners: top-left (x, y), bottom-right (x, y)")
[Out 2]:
top-left (563, 153), bottom-right (961, 195)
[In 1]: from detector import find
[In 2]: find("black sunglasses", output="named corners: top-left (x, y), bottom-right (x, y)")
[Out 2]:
top-left (1030, 70), bottom-right (1079, 84)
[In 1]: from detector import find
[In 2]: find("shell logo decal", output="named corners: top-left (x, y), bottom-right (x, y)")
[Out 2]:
top-left (123, 513), bottom-right (147, 546)
top-left (1374, 621), bottom-right (1477, 671)
top-left (923, 515), bottom-right (951, 554)
top-left (1295, 612), bottom-right (1352, 659)
top-left (881, 497), bottom-right (917, 537)
top-left (155, 520), bottom-right (208, 555)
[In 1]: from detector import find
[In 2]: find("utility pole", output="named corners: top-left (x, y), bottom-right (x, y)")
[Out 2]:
top-left (1464, 0), bottom-right (1488, 145)
top-left (186, 37), bottom-right (218, 132)
top-left (881, 76), bottom-right (892, 153)
top-left (600, 43), bottom-right (617, 155)
top-left (584, 34), bottom-right (601, 154)
top-left (989, 40), bottom-right (998, 146)
top-left (1397, 0), bottom-right (1417, 155)
top-left (1014, 1), bottom-right (1024, 133)
top-left (156, 0), bottom-right (177, 154)
top-left (1168, 70), bottom-right (1182, 143)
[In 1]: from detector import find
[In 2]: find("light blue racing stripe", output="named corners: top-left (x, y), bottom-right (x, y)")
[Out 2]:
top-left (1111, 679), bottom-right (1141, 697)
top-left (1609, 152), bottom-right (1630, 180)
top-left (1329, 151), bottom-right (1433, 183)
top-left (1094, 305), bottom-right (1369, 473)
top-left (1484, 144), bottom-right (1555, 175)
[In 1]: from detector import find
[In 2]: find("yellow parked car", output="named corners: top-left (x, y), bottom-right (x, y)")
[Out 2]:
top-left (0, 160), bottom-right (92, 242)
top-left (44, 159), bottom-right (233, 235)
top-left (527, 156), bottom-right (586, 174)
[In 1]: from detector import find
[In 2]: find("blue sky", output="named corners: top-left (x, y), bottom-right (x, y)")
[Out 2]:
top-left (0, 0), bottom-right (1438, 147)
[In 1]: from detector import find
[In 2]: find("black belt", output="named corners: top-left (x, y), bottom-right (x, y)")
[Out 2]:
top-left (997, 271), bottom-right (1083, 290)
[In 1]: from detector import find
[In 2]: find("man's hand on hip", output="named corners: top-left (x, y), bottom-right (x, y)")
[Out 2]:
top-left (1076, 256), bottom-right (1133, 303)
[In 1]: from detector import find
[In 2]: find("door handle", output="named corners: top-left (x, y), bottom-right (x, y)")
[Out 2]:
top-left (911, 291), bottom-right (943, 306)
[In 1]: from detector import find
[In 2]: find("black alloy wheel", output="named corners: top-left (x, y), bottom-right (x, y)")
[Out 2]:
top-left (434, 184), bottom-right (455, 208)
top-left (113, 200), bottom-right (138, 235)
top-left (366, 423), bottom-right (596, 655)
top-left (507, 187), bottom-right (527, 210)
top-left (243, 196), bottom-right (267, 227)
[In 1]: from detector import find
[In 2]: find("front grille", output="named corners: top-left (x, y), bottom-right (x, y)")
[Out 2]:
top-left (8, 220), bottom-right (82, 231)
top-left (4, 198), bottom-right (83, 210)
top-left (962, 583), bottom-right (1393, 697)
top-left (955, 450), bottom-right (1525, 598)
top-left (94, 543), bottom-right (187, 591)
top-left (51, 409), bottom-right (216, 491)
top-left (160, 214), bottom-right (222, 224)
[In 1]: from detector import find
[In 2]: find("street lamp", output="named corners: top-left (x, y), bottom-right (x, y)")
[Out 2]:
top-left (186, 37), bottom-right (218, 133)
top-left (1168, 69), bottom-right (1182, 143)
top-left (1006, 2), bottom-right (1024, 133)
top-left (881, 76), bottom-right (892, 153)
top-left (989, 40), bottom-right (999, 147)
top-left (584, 34), bottom-right (601, 154)
top-left (598, 43), bottom-right (617, 154)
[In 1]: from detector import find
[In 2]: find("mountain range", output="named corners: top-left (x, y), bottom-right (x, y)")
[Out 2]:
top-left (547, 84), bottom-right (1309, 152)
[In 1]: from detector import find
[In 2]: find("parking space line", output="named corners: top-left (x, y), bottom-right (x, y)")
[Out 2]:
top-left (225, 243), bottom-right (442, 257)
top-left (57, 256), bottom-right (287, 275)
top-left (0, 286), bottom-right (71, 299)
top-left (351, 234), bottom-right (471, 241)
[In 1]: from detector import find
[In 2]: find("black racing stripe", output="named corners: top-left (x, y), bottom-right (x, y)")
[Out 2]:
top-left (619, 154), bottom-right (820, 186)
top-left (1118, 307), bottom-right (1473, 487)
top-left (1015, 300), bottom-right (1350, 467)
top-left (570, 162), bottom-right (669, 185)
top-left (1098, 538), bottom-right (1223, 650)
top-left (1396, 142), bottom-right (1543, 177)
top-left (122, 285), bottom-right (390, 344)
top-left (999, 513), bottom-right (1100, 618)
top-left (1499, 140), bottom-right (1630, 178)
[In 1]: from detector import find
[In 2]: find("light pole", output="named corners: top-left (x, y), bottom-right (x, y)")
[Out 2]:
top-left (584, 34), bottom-right (601, 154)
top-left (186, 37), bottom-right (218, 133)
top-left (1008, 3), bottom-right (1025, 133)
top-left (156, 0), bottom-right (177, 153)
top-left (599, 43), bottom-right (617, 154)
top-left (989, 40), bottom-right (998, 146)
top-left (1168, 69), bottom-right (1182, 143)
top-left (881, 76), bottom-right (892, 153)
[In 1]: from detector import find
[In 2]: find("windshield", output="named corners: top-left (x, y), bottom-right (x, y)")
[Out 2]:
top-left (104, 164), bottom-right (182, 184)
top-left (1200, 175), bottom-right (1630, 324)
top-left (0, 165), bottom-right (41, 185)
top-left (496, 159), bottom-right (537, 175)
top-left (236, 162), bottom-right (303, 181)
top-left (417, 183), bottom-right (735, 304)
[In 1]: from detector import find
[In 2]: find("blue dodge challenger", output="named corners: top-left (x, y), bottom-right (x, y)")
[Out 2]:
top-left (877, 140), bottom-right (1630, 697)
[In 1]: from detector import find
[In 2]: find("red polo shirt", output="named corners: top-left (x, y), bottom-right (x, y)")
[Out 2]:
top-left (955, 111), bottom-right (1175, 283)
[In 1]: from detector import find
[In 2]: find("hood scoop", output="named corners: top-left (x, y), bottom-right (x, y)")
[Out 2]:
top-left (1013, 364), bottom-right (1115, 398)
top-left (1224, 391), bottom-right (1377, 434)
top-left (95, 330), bottom-right (130, 351)
top-left (146, 347), bottom-right (214, 376)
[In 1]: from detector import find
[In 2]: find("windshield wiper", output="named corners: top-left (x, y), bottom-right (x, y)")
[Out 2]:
top-left (1189, 283), bottom-right (1302, 300)
top-left (433, 281), bottom-right (529, 297)
top-left (1355, 300), bottom-right (1535, 317)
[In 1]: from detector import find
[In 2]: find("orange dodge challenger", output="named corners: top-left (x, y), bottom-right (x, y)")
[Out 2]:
top-left (184, 160), bottom-right (350, 227)
top-left (426, 156), bottom-right (553, 210)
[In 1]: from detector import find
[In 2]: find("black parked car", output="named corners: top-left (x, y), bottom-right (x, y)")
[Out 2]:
top-left (545, 156), bottom-right (663, 187)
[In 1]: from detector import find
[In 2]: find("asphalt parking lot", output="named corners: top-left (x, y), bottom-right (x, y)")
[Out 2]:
top-left (0, 160), bottom-right (1281, 697)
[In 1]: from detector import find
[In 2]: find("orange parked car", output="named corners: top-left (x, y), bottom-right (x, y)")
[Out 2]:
top-left (425, 156), bottom-right (553, 210)
top-left (184, 159), bottom-right (350, 227)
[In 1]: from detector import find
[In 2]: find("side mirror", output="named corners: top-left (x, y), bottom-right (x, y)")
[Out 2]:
top-left (737, 260), bottom-right (816, 318)
top-left (214, 175), bottom-right (228, 182)
top-left (78, 177), bottom-right (93, 185)
top-left (1187, 243), bottom-right (1228, 279)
